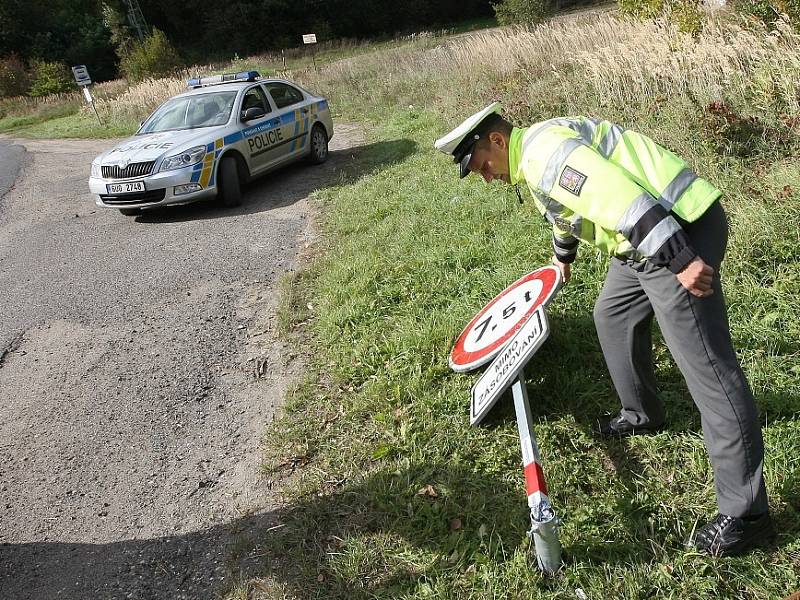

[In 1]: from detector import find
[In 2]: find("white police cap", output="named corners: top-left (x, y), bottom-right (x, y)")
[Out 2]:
top-left (434, 101), bottom-right (502, 178)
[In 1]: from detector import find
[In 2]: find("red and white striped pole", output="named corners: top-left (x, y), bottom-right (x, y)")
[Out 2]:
top-left (512, 372), bottom-right (561, 574)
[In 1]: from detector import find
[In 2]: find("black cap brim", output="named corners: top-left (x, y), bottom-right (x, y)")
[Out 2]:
top-left (458, 150), bottom-right (473, 178)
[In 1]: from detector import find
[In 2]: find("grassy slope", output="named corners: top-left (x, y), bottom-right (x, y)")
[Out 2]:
top-left (236, 15), bottom-right (800, 600)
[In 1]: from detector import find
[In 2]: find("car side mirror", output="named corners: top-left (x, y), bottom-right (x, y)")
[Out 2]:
top-left (241, 107), bottom-right (266, 121)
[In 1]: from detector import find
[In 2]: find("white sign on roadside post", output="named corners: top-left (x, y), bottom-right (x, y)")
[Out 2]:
top-left (470, 306), bottom-right (549, 425)
top-left (302, 34), bottom-right (318, 71)
top-left (72, 64), bottom-right (102, 125)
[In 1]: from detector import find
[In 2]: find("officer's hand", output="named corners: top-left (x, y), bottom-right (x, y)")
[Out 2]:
top-left (677, 257), bottom-right (714, 297)
top-left (552, 256), bottom-right (571, 284)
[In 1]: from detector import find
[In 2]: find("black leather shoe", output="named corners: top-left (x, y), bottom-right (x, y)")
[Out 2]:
top-left (597, 413), bottom-right (662, 438)
top-left (690, 512), bottom-right (774, 557)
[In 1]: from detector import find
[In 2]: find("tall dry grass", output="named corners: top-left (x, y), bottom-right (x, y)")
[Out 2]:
top-left (0, 90), bottom-right (81, 119)
top-left (298, 13), bottom-right (800, 122)
top-left (90, 76), bottom-right (188, 126)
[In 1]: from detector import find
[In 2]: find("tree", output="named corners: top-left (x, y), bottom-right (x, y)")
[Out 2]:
top-left (119, 28), bottom-right (182, 81)
top-left (493, 0), bottom-right (554, 25)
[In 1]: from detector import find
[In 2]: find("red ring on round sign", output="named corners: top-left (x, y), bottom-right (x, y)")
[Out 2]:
top-left (449, 265), bottom-right (561, 372)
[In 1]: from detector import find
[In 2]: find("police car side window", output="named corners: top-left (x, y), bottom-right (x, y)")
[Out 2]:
top-left (241, 87), bottom-right (269, 115)
top-left (265, 83), bottom-right (304, 109)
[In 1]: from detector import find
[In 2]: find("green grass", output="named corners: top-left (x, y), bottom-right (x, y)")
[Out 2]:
top-left (0, 102), bottom-right (80, 134)
top-left (9, 111), bottom-right (137, 138)
top-left (226, 15), bottom-right (800, 595)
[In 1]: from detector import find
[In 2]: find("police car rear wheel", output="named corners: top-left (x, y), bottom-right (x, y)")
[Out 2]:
top-left (118, 208), bottom-right (140, 216)
top-left (218, 156), bottom-right (242, 207)
top-left (308, 124), bottom-right (328, 164)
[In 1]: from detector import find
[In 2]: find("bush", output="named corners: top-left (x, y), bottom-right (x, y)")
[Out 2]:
top-left (28, 60), bottom-right (73, 97)
top-left (120, 29), bottom-right (182, 82)
top-left (618, 0), bottom-right (664, 18)
top-left (732, 0), bottom-right (800, 26)
top-left (493, 0), bottom-right (554, 25)
top-left (617, 0), bottom-right (705, 34)
top-left (0, 55), bottom-right (30, 97)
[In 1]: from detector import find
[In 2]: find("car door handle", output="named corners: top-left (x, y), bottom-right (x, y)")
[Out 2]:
top-left (271, 118), bottom-right (281, 125)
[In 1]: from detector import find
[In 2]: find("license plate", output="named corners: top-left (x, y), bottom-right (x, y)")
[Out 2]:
top-left (106, 181), bottom-right (145, 194)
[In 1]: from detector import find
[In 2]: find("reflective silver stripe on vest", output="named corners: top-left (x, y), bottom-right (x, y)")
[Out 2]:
top-left (551, 118), bottom-right (597, 145)
top-left (636, 216), bottom-right (682, 257)
top-left (598, 124), bottom-right (624, 158)
top-left (539, 137), bottom-right (587, 194)
top-left (615, 192), bottom-right (656, 238)
top-left (522, 118), bottom-right (596, 160)
top-left (658, 167), bottom-right (698, 211)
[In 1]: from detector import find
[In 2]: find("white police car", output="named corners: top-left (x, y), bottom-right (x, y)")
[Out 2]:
top-left (88, 71), bottom-right (333, 215)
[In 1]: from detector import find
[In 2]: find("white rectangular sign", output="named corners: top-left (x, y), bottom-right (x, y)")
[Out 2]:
top-left (302, 33), bottom-right (317, 44)
top-left (470, 307), bottom-right (549, 425)
top-left (72, 64), bottom-right (91, 86)
top-left (82, 86), bottom-right (93, 104)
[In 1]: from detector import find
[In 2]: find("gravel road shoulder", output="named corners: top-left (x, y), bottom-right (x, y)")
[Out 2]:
top-left (0, 124), bottom-right (365, 599)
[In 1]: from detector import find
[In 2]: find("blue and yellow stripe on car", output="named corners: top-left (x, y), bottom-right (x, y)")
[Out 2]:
top-left (190, 137), bottom-right (225, 186)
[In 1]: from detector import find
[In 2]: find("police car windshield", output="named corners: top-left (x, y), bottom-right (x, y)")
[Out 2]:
top-left (139, 91), bottom-right (237, 133)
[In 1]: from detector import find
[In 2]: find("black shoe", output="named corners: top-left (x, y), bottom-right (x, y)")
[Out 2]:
top-left (690, 512), bottom-right (774, 557)
top-left (597, 413), bottom-right (662, 438)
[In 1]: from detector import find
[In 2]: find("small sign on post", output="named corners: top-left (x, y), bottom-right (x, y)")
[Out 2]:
top-left (302, 33), bottom-right (318, 71)
top-left (72, 64), bottom-right (102, 126)
top-left (71, 65), bottom-right (92, 87)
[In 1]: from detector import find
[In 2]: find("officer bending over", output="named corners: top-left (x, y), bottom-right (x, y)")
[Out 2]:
top-left (434, 102), bottom-right (771, 557)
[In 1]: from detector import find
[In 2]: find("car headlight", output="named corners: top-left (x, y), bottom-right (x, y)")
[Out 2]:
top-left (90, 162), bottom-right (102, 178)
top-left (159, 146), bottom-right (206, 172)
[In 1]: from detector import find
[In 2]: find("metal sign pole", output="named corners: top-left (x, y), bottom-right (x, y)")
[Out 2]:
top-left (512, 372), bottom-right (562, 574)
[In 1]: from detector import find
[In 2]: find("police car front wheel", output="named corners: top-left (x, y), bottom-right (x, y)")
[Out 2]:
top-left (308, 124), bottom-right (329, 165)
top-left (218, 156), bottom-right (242, 207)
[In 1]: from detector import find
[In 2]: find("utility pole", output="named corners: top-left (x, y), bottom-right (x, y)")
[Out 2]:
top-left (122, 0), bottom-right (149, 42)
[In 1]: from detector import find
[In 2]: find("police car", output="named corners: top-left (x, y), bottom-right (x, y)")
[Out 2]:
top-left (88, 71), bottom-right (333, 215)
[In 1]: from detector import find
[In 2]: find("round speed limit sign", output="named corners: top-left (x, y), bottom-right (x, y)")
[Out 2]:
top-left (449, 265), bottom-right (562, 372)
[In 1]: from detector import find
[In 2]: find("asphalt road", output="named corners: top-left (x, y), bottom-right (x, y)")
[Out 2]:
top-left (0, 140), bottom-right (24, 203)
top-left (0, 127), bottom-right (364, 599)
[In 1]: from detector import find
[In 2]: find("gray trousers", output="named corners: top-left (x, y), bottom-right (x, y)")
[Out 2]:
top-left (593, 201), bottom-right (768, 517)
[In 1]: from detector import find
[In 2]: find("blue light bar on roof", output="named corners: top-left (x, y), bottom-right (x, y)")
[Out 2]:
top-left (187, 71), bottom-right (261, 88)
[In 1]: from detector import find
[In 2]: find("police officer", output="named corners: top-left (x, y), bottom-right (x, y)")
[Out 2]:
top-left (435, 102), bottom-right (772, 557)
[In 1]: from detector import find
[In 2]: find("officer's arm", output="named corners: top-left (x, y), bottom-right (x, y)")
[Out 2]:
top-left (546, 144), bottom-right (697, 274)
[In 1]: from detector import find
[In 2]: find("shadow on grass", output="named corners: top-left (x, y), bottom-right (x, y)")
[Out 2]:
top-left (0, 463), bottom-right (530, 600)
top-left (132, 138), bottom-right (417, 224)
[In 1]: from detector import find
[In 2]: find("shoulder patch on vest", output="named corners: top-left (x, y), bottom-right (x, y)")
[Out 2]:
top-left (559, 165), bottom-right (587, 196)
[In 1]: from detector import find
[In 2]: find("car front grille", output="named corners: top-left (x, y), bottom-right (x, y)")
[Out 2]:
top-left (99, 189), bottom-right (166, 205)
top-left (102, 161), bottom-right (156, 179)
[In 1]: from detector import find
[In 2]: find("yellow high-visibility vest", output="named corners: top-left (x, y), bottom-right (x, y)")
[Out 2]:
top-left (508, 119), bottom-right (721, 272)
